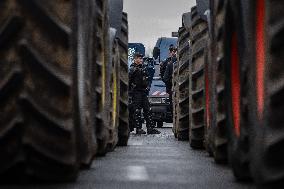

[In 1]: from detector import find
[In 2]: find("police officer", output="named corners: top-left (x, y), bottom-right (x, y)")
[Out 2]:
top-left (160, 45), bottom-right (177, 80)
top-left (129, 53), bottom-right (161, 135)
top-left (162, 45), bottom-right (177, 106)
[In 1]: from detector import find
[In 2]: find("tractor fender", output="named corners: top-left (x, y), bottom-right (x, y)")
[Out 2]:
top-left (108, 0), bottom-right (123, 39)
top-left (182, 12), bottom-right (191, 32)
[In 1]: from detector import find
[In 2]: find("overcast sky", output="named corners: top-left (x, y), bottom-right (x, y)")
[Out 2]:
top-left (123, 0), bottom-right (196, 53)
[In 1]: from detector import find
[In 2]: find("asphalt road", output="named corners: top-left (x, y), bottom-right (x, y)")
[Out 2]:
top-left (3, 124), bottom-right (255, 189)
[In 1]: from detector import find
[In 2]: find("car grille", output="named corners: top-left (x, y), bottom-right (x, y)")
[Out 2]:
top-left (149, 98), bottom-right (162, 104)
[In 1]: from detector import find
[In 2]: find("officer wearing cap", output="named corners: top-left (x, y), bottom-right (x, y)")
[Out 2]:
top-left (129, 53), bottom-right (161, 135)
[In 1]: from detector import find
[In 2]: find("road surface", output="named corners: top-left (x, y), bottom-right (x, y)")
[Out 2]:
top-left (3, 124), bottom-right (254, 189)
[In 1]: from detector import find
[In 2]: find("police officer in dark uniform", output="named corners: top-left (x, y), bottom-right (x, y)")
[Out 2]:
top-left (160, 45), bottom-right (177, 80)
top-left (161, 45), bottom-right (177, 107)
top-left (129, 53), bottom-right (161, 135)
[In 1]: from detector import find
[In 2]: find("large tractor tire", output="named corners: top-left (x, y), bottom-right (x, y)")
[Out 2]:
top-left (117, 12), bottom-right (129, 146)
top-left (94, 0), bottom-right (111, 156)
top-left (172, 55), bottom-right (180, 138)
top-left (247, 0), bottom-right (284, 186)
top-left (173, 32), bottom-right (181, 138)
top-left (107, 28), bottom-right (120, 151)
top-left (222, 0), bottom-right (251, 181)
top-left (204, 47), bottom-right (213, 156)
top-left (189, 7), bottom-right (208, 149)
top-left (176, 26), bottom-right (191, 141)
top-left (204, 0), bottom-right (229, 163)
top-left (0, 0), bottom-right (100, 181)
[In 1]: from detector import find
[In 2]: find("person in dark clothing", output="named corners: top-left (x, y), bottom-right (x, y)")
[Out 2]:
top-left (162, 46), bottom-right (177, 114)
top-left (159, 59), bottom-right (168, 80)
top-left (163, 57), bottom-right (176, 93)
top-left (160, 45), bottom-right (177, 80)
top-left (162, 46), bottom-right (177, 94)
top-left (129, 53), bottom-right (161, 135)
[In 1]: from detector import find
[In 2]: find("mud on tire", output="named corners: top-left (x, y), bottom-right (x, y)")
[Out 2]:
top-left (94, 0), bottom-right (112, 157)
top-left (189, 7), bottom-right (208, 149)
top-left (205, 0), bottom-right (229, 163)
top-left (107, 29), bottom-right (120, 151)
top-left (176, 26), bottom-right (191, 141)
top-left (173, 38), bottom-right (180, 138)
top-left (117, 12), bottom-right (129, 146)
top-left (0, 0), bottom-right (101, 181)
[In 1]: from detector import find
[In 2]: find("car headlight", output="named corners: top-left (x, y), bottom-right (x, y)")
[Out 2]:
top-left (163, 98), bottom-right (171, 104)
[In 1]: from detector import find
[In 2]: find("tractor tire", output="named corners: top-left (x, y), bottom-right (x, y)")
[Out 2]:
top-left (95, 0), bottom-right (111, 156)
top-left (204, 48), bottom-right (213, 157)
top-left (189, 7), bottom-right (208, 149)
top-left (0, 0), bottom-right (100, 181)
top-left (107, 29), bottom-right (120, 152)
top-left (223, 0), bottom-right (251, 181)
top-left (177, 26), bottom-right (190, 141)
top-left (172, 41), bottom-right (180, 138)
top-left (76, 0), bottom-right (104, 167)
top-left (117, 12), bottom-right (129, 146)
top-left (248, 0), bottom-right (284, 186)
top-left (204, 0), bottom-right (229, 163)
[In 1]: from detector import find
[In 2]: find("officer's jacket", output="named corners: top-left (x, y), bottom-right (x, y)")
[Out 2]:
top-left (160, 57), bottom-right (171, 79)
top-left (129, 63), bottom-right (150, 92)
top-left (163, 56), bottom-right (177, 86)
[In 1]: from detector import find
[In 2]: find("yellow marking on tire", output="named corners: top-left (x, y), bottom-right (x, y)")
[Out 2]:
top-left (112, 64), bottom-right (117, 128)
top-left (102, 51), bottom-right (106, 106)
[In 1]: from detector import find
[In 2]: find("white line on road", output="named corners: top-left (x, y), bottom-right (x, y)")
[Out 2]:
top-left (130, 141), bottom-right (143, 146)
top-left (126, 166), bottom-right (149, 181)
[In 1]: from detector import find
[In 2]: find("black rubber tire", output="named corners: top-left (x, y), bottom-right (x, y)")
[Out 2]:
top-left (117, 12), bottom-right (129, 146)
top-left (223, 0), bottom-right (251, 181)
top-left (157, 121), bottom-right (163, 128)
top-left (204, 0), bottom-right (229, 163)
top-left (189, 7), bottom-right (207, 149)
top-left (0, 0), bottom-right (100, 181)
top-left (177, 26), bottom-right (190, 141)
top-left (248, 0), bottom-right (284, 186)
top-left (204, 47), bottom-right (213, 157)
top-left (93, 0), bottom-right (111, 157)
top-left (106, 30), bottom-right (120, 152)
top-left (172, 36), bottom-right (180, 138)
top-left (75, 0), bottom-right (102, 168)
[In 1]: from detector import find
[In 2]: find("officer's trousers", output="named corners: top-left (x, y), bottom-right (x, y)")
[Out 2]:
top-left (129, 91), bottom-right (154, 130)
